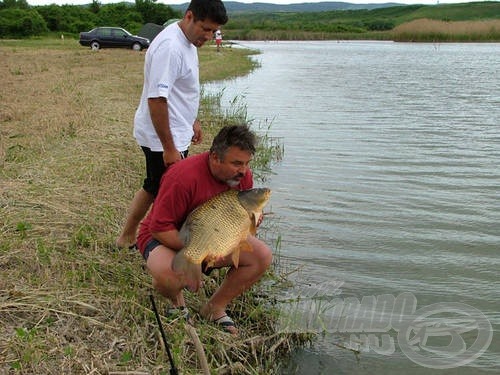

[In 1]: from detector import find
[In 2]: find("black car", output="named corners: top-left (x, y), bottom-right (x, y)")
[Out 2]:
top-left (79, 27), bottom-right (150, 51)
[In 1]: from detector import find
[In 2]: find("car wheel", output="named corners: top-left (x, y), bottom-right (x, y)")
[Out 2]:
top-left (90, 41), bottom-right (100, 50)
top-left (132, 42), bottom-right (142, 51)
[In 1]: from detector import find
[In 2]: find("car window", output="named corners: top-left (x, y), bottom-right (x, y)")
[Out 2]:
top-left (98, 28), bottom-right (112, 37)
top-left (112, 29), bottom-right (124, 38)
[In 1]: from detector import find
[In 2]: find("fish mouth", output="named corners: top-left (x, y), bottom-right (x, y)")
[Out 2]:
top-left (237, 187), bottom-right (271, 209)
top-left (259, 188), bottom-right (271, 200)
top-left (262, 189), bottom-right (271, 203)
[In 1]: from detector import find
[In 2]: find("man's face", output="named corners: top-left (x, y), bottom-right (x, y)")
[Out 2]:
top-left (211, 146), bottom-right (253, 187)
top-left (183, 11), bottom-right (220, 48)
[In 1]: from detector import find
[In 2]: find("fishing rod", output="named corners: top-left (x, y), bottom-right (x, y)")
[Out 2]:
top-left (149, 294), bottom-right (179, 375)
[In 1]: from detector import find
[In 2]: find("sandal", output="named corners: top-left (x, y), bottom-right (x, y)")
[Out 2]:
top-left (213, 314), bottom-right (238, 335)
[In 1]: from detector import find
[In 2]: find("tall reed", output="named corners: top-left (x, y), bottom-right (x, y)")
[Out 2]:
top-left (392, 18), bottom-right (500, 42)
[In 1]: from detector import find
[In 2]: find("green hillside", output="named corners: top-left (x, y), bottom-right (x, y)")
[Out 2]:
top-left (224, 1), bottom-right (500, 40)
top-left (400, 1), bottom-right (500, 21)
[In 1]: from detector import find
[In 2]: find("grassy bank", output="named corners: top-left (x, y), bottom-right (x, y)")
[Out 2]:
top-left (0, 40), bottom-right (307, 374)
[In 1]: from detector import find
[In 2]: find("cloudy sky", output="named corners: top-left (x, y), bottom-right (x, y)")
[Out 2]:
top-left (26, 0), bottom-right (479, 7)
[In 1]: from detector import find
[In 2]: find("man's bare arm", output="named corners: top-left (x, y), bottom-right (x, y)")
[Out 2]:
top-left (148, 97), bottom-right (181, 166)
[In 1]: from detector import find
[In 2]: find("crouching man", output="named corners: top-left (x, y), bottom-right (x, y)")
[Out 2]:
top-left (137, 125), bottom-right (272, 335)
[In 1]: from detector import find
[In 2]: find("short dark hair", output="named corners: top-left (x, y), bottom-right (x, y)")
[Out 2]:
top-left (210, 125), bottom-right (257, 160)
top-left (187, 0), bottom-right (228, 25)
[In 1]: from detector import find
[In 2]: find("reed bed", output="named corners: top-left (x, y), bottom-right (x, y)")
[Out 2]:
top-left (0, 41), bottom-right (309, 374)
top-left (392, 18), bottom-right (500, 42)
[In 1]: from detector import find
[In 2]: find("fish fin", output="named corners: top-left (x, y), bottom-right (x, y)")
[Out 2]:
top-left (239, 240), bottom-right (252, 253)
top-left (172, 252), bottom-right (202, 292)
top-left (203, 254), bottom-right (218, 269)
top-left (231, 249), bottom-right (240, 268)
top-left (249, 212), bottom-right (261, 236)
top-left (229, 239), bottom-right (253, 268)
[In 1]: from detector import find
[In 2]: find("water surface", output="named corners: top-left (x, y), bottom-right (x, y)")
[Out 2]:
top-left (204, 41), bottom-right (500, 374)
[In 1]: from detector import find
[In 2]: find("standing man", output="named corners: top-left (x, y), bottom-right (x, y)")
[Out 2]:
top-left (116, 0), bottom-right (228, 249)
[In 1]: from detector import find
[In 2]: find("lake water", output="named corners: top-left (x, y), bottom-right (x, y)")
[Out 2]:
top-left (204, 41), bottom-right (500, 374)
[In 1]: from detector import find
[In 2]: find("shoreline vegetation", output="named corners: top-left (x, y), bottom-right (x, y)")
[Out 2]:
top-left (391, 19), bottom-right (500, 42)
top-left (226, 18), bottom-right (500, 42)
top-left (0, 42), bottom-right (308, 374)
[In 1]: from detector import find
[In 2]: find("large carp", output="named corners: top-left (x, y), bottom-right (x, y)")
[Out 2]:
top-left (173, 188), bottom-right (271, 291)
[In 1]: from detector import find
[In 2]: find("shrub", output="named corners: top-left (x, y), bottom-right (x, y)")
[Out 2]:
top-left (366, 19), bottom-right (395, 31)
top-left (0, 8), bottom-right (48, 38)
top-left (36, 4), bottom-right (98, 33)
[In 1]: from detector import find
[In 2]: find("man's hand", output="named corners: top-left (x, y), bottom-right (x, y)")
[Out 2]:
top-left (163, 148), bottom-right (182, 167)
top-left (191, 119), bottom-right (202, 145)
top-left (148, 97), bottom-right (179, 166)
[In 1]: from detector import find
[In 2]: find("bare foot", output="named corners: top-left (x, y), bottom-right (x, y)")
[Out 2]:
top-left (115, 236), bottom-right (135, 249)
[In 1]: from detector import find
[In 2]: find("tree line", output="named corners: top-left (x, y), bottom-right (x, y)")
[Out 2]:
top-left (0, 0), bottom-right (180, 38)
top-left (1, 0), bottom-right (499, 40)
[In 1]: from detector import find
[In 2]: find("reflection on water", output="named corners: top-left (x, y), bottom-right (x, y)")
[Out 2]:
top-left (204, 41), bottom-right (500, 374)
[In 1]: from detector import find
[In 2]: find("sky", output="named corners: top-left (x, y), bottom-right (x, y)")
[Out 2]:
top-left (25, 0), bottom-right (484, 6)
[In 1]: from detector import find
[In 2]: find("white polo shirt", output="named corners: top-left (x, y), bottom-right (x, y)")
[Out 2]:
top-left (133, 22), bottom-right (199, 152)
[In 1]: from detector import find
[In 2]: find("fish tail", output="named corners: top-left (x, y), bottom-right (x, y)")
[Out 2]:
top-left (172, 252), bottom-right (202, 292)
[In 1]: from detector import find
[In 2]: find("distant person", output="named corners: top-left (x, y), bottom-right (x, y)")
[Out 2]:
top-left (215, 28), bottom-right (223, 52)
top-left (116, 0), bottom-right (228, 249)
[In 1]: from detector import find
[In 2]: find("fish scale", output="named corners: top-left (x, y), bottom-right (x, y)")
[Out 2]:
top-left (182, 190), bottom-right (250, 263)
top-left (173, 188), bottom-right (271, 291)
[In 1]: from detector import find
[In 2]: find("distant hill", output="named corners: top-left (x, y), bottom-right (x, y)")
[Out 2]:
top-left (170, 1), bottom-right (404, 14)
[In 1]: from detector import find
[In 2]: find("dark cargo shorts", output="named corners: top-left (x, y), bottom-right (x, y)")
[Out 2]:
top-left (141, 147), bottom-right (188, 196)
